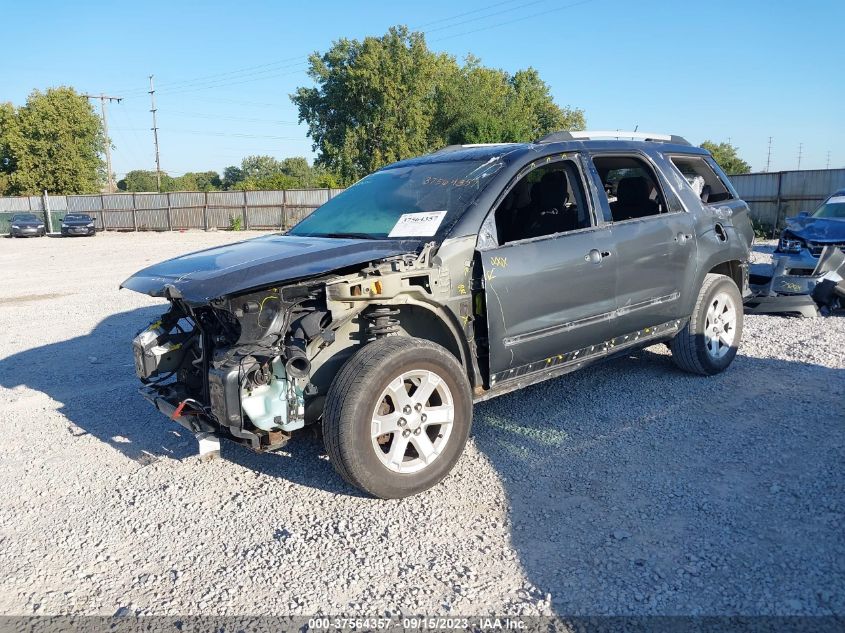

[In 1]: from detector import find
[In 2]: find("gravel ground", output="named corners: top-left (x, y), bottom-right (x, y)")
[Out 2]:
top-left (0, 232), bottom-right (843, 617)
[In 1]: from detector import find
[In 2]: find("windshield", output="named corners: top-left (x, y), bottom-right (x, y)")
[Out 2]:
top-left (65, 214), bottom-right (91, 221)
top-left (12, 214), bottom-right (37, 221)
top-left (812, 194), bottom-right (845, 219)
top-left (289, 159), bottom-right (503, 239)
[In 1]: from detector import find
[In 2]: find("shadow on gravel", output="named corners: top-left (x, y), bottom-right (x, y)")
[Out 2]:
top-left (0, 306), bottom-right (358, 494)
top-left (471, 348), bottom-right (845, 614)
top-left (4, 306), bottom-right (845, 612)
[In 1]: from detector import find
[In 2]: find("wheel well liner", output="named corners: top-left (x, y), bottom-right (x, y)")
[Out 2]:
top-left (707, 260), bottom-right (743, 290)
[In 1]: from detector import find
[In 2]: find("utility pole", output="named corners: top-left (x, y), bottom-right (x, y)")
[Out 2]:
top-left (797, 143), bottom-right (803, 170)
top-left (826, 151), bottom-right (831, 170)
top-left (83, 93), bottom-right (122, 193)
top-left (765, 137), bottom-right (773, 172)
top-left (149, 75), bottom-right (162, 192)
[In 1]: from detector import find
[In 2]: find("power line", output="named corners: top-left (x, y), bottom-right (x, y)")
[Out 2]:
top-left (119, 60), bottom-right (309, 99)
top-left (413, 0), bottom-right (527, 28)
top-left (82, 93), bottom-right (122, 192)
top-left (424, 0), bottom-right (554, 34)
top-left (114, 0), bottom-right (596, 100)
top-left (431, 0), bottom-right (598, 42)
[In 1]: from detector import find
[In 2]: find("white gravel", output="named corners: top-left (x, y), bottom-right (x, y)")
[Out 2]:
top-left (0, 232), bottom-right (843, 616)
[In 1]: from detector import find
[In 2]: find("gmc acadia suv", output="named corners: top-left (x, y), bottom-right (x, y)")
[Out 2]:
top-left (122, 130), bottom-right (754, 498)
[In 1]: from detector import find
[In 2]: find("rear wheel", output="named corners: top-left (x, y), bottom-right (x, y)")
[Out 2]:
top-left (323, 336), bottom-right (472, 499)
top-left (670, 273), bottom-right (743, 375)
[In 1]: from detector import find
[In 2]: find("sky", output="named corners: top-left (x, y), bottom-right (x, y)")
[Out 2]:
top-left (2, 0), bottom-right (843, 178)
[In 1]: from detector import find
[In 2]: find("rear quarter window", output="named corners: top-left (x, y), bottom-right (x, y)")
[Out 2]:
top-left (669, 155), bottom-right (734, 204)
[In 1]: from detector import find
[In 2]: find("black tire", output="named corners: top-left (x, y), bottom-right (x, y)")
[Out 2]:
top-left (670, 273), bottom-right (743, 375)
top-left (323, 336), bottom-right (472, 499)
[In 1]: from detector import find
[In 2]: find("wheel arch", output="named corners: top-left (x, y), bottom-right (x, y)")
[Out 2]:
top-left (393, 302), bottom-right (479, 388)
top-left (682, 256), bottom-right (746, 315)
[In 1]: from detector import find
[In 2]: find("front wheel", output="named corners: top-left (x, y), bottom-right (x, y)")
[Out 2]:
top-left (323, 336), bottom-right (473, 499)
top-left (669, 273), bottom-right (743, 375)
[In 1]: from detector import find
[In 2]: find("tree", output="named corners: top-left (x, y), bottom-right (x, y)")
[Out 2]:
top-left (118, 170), bottom-right (173, 192)
top-left (292, 26), bottom-right (454, 183)
top-left (0, 102), bottom-right (15, 194)
top-left (240, 155), bottom-right (285, 181)
top-left (222, 155), bottom-right (340, 190)
top-left (2, 87), bottom-right (105, 194)
top-left (173, 171), bottom-right (221, 191)
top-left (292, 26), bottom-right (584, 183)
top-left (222, 165), bottom-right (243, 189)
top-left (433, 62), bottom-right (584, 145)
top-left (700, 140), bottom-right (752, 175)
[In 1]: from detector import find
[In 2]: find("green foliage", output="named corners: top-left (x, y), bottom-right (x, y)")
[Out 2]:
top-left (117, 169), bottom-right (221, 192)
top-left (0, 87), bottom-right (105, 195)
top-left (700, 140), bottom-right (752, 175)
top-left (118, 169), bottom-right (172, 192)
top-left (229, 215), bottom-right (243, 231)
top-left (291, 26), bottom-right (584, 182)
top-left (174, 171), bottom-right (221, 191)
top-left (434, 59), bottom-right (585, 146)
top-left (223, 155), bottom-right (340, 190)
top-left (221, 165), bottom-right (243, 189)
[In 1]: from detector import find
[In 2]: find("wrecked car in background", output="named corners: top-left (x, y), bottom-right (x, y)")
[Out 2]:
top-left (747, 189), bottom-right (845, 317)
top-left (122, 131), bottom-right (753, 498)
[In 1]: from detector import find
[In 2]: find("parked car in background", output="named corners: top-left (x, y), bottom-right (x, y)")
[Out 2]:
top-left (9, 213), bottom-right (46, 237)
top-left (122, 130), bottom-right (754, 498)
top-left (61, 214), bottom-right (96, 237)
top-left (775, 189), bottom-right (845, 274)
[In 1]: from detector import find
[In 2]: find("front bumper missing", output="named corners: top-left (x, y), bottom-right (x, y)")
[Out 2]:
top-left (139, 386), bottom-right (217, 435)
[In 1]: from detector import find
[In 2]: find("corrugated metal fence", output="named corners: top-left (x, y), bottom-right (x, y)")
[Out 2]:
top-left (728, 168), bottom-right (845, 231)
top-left (4, 170), bottom-right (844, 235)
top-left (0, 189), bottom-right (345, 234)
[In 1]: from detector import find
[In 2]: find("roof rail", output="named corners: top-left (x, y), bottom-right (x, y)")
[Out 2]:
top-left (535, 130), bottom-right (691, 146)
top-left (432, 142), bottom-right (519, 154)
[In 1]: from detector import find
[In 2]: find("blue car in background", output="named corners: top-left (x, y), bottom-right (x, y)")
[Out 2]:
top-left (776, 189), bottom-right (845, 274)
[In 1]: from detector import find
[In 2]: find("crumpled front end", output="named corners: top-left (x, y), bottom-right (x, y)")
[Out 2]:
top-left (132, 280), bottom-right (332, 451)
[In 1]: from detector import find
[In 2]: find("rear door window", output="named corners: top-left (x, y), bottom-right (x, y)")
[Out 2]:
top-left (592, 155), bottom-right (669, 222)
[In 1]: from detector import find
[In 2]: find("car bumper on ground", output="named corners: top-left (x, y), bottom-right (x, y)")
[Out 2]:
top-left (772, 247), bottom-right (820, 275)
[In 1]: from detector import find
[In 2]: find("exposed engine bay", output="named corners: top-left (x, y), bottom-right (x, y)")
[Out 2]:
top-left (131, 244), bottom-right (455, 452)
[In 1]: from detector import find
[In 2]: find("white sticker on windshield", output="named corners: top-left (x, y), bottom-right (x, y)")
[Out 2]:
top-left (827, 196), bottom-right (845, 204)
top-left (388, 211), bottom-right (447, 237)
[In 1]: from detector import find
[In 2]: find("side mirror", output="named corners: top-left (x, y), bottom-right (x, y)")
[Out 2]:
top-left (796, 211), bottom-right (809, 218)
top-left (58, 217), bottom-right (64, 221)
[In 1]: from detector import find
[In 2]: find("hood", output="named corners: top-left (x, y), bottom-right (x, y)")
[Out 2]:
top-left (120, 234), bottom-right (419, 306)
top-left (783, 216), bottom-right (845, 243)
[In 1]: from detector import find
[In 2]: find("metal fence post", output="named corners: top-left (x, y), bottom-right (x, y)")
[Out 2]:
top-left (242, 190), bottom-right (249, 230)
top-left (100, 193), bottom-right (106, 231)
top-left (42, 190), bottom-right (53, 233)
top-left (773, 171), bottom-right (784, 237)
top-left (131, 193), bottom-right (138, 231)
top-left (281, 189), bottom-right (287, 231)
top-left (166, 192), bottom-right (173, 231)
top-left (203, 191), bottom-right (209, 231)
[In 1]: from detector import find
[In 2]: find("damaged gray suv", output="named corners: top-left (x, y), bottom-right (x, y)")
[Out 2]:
top-left (123, 131), bottom-right (754, 498)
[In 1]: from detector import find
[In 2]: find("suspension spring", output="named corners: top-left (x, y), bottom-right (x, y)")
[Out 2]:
top-left (365, 306), bottom-right (400, 337)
